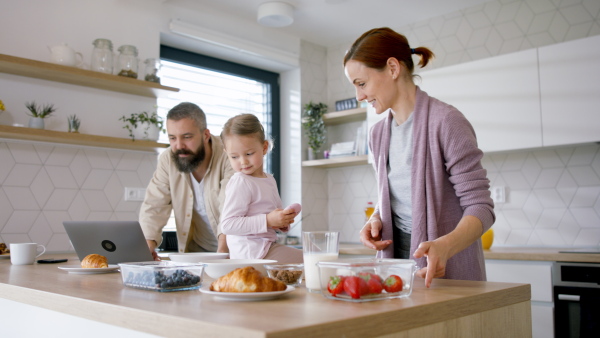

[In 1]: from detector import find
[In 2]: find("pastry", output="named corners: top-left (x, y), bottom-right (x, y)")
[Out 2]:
top-left (210, 266), bottom-right (286, 292)
top-left (0, 243), bottom-right (9, 254)
top-left (81, 254), bottom-right (108, 268)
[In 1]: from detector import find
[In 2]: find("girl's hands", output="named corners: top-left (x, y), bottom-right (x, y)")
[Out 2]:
top-left (267, 208), bottom-right (297, 229)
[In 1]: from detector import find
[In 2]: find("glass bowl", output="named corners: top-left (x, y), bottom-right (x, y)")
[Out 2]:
top-left (264, 263), bottom-right (304, 287)
top-left (316, 258), bottom-right (417, 302)
top-left (119, 261), bottom-right (205, 292)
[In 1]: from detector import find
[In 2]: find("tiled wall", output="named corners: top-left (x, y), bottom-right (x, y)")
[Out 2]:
top-left (302, 0), bottom-right (600, 246)
top-left (0, 140), bottom-right (157, 252)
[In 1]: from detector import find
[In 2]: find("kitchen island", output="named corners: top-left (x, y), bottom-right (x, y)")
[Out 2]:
top-left (0, 254), bottom-right (531, 338)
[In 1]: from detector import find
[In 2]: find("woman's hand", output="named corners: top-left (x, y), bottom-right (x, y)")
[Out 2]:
top-left (359, 214), bottom-right (392, 251)
top-left (413, 239), bottom-right (451, 288)
top-left (413, 215), bottom-right (485, 288)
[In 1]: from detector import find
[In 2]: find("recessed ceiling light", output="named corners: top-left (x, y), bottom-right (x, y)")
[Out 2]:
top-left (257, 2), bottom-right (295, 27)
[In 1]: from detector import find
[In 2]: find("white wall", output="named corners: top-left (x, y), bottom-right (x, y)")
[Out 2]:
top-left (319, 0), bottom-right (600, 246)
top-left (0, 0), bottom-right (303, 251)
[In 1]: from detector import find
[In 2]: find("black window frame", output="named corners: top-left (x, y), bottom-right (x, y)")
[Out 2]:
top-left (160, 45), bottom-right (281, 186)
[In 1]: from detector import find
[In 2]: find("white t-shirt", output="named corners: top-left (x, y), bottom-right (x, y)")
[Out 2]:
top-left (387, 112), bottom-right (414, 234)
top-left (190, 173), bottom-right (218, 252)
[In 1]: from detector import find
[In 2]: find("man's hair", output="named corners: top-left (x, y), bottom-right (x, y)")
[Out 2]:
top-left (166, 102), bottom-right (207, 130)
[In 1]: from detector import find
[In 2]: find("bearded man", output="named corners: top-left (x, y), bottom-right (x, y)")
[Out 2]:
top-left (140, 102), bottom-right (234, 260)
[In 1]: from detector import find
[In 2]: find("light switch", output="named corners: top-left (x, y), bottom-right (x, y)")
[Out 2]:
top-left (491, 186), bottom-right (506, 204)
top-left (124, 187), bottom-right (146, 201)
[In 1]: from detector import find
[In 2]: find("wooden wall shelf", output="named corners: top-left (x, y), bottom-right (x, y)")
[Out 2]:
top-left (0, 125), bottom-right (168, 152)
top-left (0, 54), bottom-right (179, 98)
top-left (323, 107), bottom-right (366, 126)
top-left (302, 154), bottom-right (369, 168)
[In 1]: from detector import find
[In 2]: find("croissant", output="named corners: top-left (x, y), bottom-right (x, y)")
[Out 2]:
top-left (81, 254), bottom-right (108, 268)
top-left (210, 266), bottom-right (286, 292)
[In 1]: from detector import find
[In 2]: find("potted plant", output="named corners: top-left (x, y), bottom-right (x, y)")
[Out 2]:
top-left (119, 111), bottom-right (164, 141)
top-left (67, 114), bottom-right (81, 133)
top-left (302, 101), bottom-right (327, 160)
top-left (25, 101), bottom-right (56, 129)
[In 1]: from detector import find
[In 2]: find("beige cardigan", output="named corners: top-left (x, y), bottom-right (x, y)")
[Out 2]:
top-left (139, 135), bottom-right (235, 252)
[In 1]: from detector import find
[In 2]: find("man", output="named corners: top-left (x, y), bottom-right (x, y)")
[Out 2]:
top-left (139, 102), bottom-right (235, 259)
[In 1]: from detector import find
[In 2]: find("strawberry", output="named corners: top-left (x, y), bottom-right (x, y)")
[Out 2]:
top-left (327, 275), bottom-right (345, 296)
top-left (383, 275), bottom-right (403, 293)
top-left (366, 277), bottom-right (383, 294)
top-left (358, 272), bottom-right (383, 283)
top-left (343, 276), bottom-right (369, 299)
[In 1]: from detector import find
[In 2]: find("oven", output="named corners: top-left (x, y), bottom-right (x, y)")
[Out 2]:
top-left (552, 261), bottom-right (600, 338)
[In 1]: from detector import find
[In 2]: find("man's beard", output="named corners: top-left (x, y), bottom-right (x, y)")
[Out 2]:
top-left (171, 143), bottom-right (206, 173)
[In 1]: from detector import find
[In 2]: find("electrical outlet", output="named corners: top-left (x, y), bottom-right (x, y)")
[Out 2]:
top-left (124, 187), bottom-right (146, 201)
top-left (491, 186), bottom-right (506, 204)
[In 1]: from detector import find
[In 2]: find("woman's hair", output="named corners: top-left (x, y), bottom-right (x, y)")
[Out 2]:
top-left (343, 27), bottom-right (435, 75)
top-left (167, 102), bottom-right (207, 130)
top-left (221, 113), bottom-right (273, 151)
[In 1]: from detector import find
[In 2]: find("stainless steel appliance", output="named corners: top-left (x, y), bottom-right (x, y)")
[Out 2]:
top-left (552, 261), bottom-right (600, 338)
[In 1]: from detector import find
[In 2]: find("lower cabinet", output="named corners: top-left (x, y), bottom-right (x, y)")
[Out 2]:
top-left (485, 260), bottom-right (554, 338)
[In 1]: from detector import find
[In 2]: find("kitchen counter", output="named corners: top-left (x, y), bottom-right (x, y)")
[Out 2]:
top-left (0, 254), bottom-right (531, 338)
top-left (484, 247), bottom-right (600, 263)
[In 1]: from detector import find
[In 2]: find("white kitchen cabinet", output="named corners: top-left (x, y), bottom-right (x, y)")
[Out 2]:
top-left (538, 35), bottom-right (600, 147)
top-left (419, 49), bottom-right (542, 153)
top-left (486, 260), bottom-right (554, 338)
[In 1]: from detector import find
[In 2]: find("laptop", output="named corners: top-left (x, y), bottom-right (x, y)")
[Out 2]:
top-left (63, 221), bottom-right (154, 264)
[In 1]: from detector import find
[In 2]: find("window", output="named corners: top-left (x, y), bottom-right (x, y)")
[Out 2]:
top-left (158, 46), bottom-right (280, 182)
top-left (157, 46), bottom-right (281, 232)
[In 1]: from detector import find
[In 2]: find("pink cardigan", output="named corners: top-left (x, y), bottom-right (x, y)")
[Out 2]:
top-left (369, 87), bottom-right (495, 281)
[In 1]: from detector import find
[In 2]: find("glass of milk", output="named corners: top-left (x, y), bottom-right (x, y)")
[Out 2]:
top-left (302, 231), bottom-right (340, 292)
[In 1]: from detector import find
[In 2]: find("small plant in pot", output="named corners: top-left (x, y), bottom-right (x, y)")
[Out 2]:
top-left (302, 101), bottom-right (327, 160)
top-left (25, 101), bottom-right (56, 129)
top-left (119, 111), bottom-right (164, 141)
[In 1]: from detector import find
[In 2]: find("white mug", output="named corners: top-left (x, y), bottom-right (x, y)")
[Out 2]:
top-left (10, 243), bottom-right (46, 265)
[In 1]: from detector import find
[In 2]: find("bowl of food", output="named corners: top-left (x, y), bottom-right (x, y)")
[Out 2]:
top-left (168, 252), bottom-right (229, 263)
top-left (264, 263), bottom-right (304, 287)
top-left (119, 261), bottom-right (205, 292)
top-left (203, 259), bottom-right (277, 279)
top-left (316, 258), bottom-right (417, 302)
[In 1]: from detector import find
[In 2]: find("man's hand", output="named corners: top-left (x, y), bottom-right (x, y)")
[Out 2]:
top-left (146, 239), bottom-right (160, 261)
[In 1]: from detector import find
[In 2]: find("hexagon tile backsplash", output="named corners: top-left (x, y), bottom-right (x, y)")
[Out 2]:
top-left (0, 140), bottom-right (158, 252)
top-left (307, 143), bottom-right (600, 247)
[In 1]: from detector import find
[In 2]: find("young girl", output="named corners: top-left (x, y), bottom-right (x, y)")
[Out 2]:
top-left (219, 114), bottom-right (303, 264)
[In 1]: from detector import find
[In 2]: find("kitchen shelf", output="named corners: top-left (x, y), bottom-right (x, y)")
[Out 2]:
top-left (0, 53), bottom-right (179, 98)
top-left (0, 125), bottom-right (168, 152)
top-left (322, 107), bottom-right (366, 126)
top-left (302, 154), bottom-right (369, 168)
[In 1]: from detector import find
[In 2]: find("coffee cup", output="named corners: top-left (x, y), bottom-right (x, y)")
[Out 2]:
top-left (10, 243), bottom-right (46, 265)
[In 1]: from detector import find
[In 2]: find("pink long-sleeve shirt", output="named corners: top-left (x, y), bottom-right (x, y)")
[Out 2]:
top-left (220, 172), bottom-right (280, 259)
top-left (369, 86), bottom-right (495, 281)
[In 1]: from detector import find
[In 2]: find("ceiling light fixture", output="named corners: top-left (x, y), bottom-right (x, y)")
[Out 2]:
top-left (257, 2), bottom-right (294, 27)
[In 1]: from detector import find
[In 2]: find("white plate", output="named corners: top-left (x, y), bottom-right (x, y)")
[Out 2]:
top-left (58, 265), bottom-right (120, 274)
top-left (0, 254), bottom-right (9, 259)
top-left (199, 285), bottom-right (295, 301)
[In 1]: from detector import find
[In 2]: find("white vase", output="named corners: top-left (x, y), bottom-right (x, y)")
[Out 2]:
top-left (132, 123), bottom-right (159, 141)
top-left (307, 149), bottom-right (317, 161)
top-left (28, 117), bottom-right (45, 129)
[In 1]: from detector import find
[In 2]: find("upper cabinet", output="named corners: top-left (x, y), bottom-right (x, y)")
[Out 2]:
top-left (0, 54), bottom-right (179, 98)
top-left (419, 49), bottom-right (542, 153)
top-left (538, 35), bottom-right (600, 147)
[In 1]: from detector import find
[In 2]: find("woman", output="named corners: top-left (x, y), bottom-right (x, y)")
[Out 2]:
top-left (344, 27), bottom-right (495, 288)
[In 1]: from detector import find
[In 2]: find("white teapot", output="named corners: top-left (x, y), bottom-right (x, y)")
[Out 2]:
top-left (48, 43), bottom-right (83, 67)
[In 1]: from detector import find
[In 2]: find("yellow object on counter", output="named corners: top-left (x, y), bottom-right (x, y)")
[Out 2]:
top-left (481, 228), bottom-right (494, 250)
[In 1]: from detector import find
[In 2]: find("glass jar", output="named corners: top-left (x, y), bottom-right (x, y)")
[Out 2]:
top-left (144, 58), bottom-right (161, 83)
top-left (91, 38), bottom-right (113, 74)
top-left (116, 45), bottom-right (139, 79)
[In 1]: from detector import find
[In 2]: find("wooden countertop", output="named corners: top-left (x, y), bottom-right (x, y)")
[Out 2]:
top-left (484, 247), bottom-right (600, 263)
top-left (0, 254), bottom-right (531, 338)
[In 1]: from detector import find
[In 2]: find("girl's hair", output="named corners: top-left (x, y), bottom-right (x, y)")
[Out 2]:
top-left (220, 114), bottom-right (273, 151)
top-left (343, 27), bottom-right (435, 76)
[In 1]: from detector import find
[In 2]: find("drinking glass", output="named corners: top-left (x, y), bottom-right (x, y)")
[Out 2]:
top-left (302, 231), bottom-right (339, 292)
